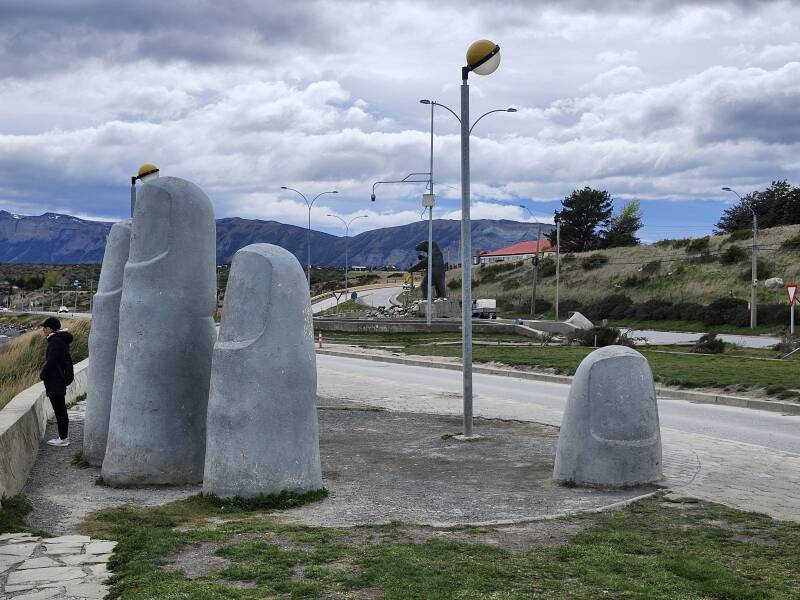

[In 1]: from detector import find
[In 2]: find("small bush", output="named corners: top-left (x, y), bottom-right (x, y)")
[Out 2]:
top-left (669, 238), bottom-right (692, 249)
top-left (561, 254), bottom-right (577, 265)
top-left (538, 257), bottom-right (556, 278)
top-left (559, 299), bottom-right (583, 315)
top-left (621, 275), bottom-right (649, 288)
top-left (447, 278), bottom-right (461, 290)
top-left (583, 294), bottom-right (633, 320)
top-left (692, 333), bottom-right (725, 354)
top-left (738, 257), bottom-right (772, 282)
top-left (568, 325), bottom-right (635, 348)
top-left (501, 277), bottom-right (522, 291)
top-left (686, 236), bottom-right (711, 253)
top-left (634, 299), bottom-right (674, 321)
top-left (725, 229), bottom-right (752, 243)
top-left (581, 253), bottom-right (609, 271)
top-left (719, 245), bottom-right (746, 264)
top-left (703, 297), bottom-right (749, 327)
top-left (780, 233), bottom-right (800, 251)
top-left (641, 260), bottom-right (661, 276)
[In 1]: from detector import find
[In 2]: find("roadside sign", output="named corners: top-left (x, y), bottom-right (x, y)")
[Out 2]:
top-left (788, 284), bottom-right (797, 305)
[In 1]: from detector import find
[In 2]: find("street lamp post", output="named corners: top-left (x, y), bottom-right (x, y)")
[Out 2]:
top-left (281, 186), bottom-right (338, 288)
top-left (327, 214), bottom-right (368, 296)
top-left (722, 187), bottom-right (757, 329)
top-left (555, 216), bottom-right (561, 321)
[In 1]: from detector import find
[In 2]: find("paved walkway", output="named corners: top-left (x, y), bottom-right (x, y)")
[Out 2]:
top-left (317, 352), bottom-right (800, 522)
top-left (0, 533), bottom-right (114, 599)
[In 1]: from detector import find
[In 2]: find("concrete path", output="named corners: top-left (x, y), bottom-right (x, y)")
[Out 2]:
top-left (0, 533), bottom-right (114, 599)
top-left (317, 351), bottom-right (800, 521)
top-left (312, 285), bottom-right (402, 314)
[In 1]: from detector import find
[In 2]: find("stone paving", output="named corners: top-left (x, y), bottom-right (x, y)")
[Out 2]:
top-left (0, 533), bottom-right (114, 599)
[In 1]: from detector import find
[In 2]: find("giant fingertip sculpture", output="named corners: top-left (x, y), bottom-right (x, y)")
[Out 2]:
top-left (203, 243), bottom-right (322, 498)
top-left (553, 345), bottom-right (662, 487)
top-left (83, 219), bottom-right (132, 466)
top-left (102, 176), bottom-right (216, 486)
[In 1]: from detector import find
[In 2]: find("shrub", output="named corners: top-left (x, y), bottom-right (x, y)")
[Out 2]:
top-left (686, 236), bottom-right (711, 253)
top-left (738, 257), bottom-right (772, 282)
top-left (538, 257), bottom-right (556, 278)
top-left (780, 233), bottom-right (800, 251)
top-left (501, 277), bottom-right (523, 291)
top-left (669, 238), bottom-right (692, 249)
top-left (725, 229), bottom-right (752, 243)
top-left (584, 294), bottom-right (633, 321)
top-left (641, 260), bottom-right (661, 276)
top-left (703, 297), bottom-right (749, 327)
top-left (672, 302), bottom-right (706, 322)
top-left (559, 299), bottom-right (583, 315)
top-left (692, 333), bottom-right (725, 354)
top-left (568, 325), bottom-right (635, 348)
top-left (621, 274), bottom-right (649, 288)
top-left (561, 254), bottom-right (577, 265)
top-left (447, 278), bottom-right (461, 290)
top-left (719, 245), bottom-right (746, 264)
top-left (580, 253), bottom-right (609, 271)
top-left (634, 299), bottom-right (674, 321)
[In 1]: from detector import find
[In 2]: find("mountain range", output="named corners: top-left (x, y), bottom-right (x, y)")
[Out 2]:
top-left (0, 210), bottom-right (552, 267)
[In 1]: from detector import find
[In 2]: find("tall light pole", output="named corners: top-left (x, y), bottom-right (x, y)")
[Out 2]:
top-left (554, 216), bottom-right (561, 321)
top-left (327, 214), bottom-right (368, 296)
top-left (722, 186), bottom-right (757, 329)
top-left (519, 205), bottom-right (544, 318)
top-left (281, 186), bottom-right (338, 288)
top-left (460, 39), bottom-right (508, 437)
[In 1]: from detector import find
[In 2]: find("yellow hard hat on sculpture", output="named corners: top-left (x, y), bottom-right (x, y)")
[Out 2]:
top-left (137, 163), bottom-right (159, 179)
top-left (466, 39), bottom-right (501, 76)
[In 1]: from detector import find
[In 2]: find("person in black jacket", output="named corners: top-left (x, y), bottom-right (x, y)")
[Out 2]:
top-left (39, 317), bottom-right (74, 447)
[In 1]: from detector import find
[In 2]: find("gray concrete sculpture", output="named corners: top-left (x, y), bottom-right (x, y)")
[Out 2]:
top-left (203, 243), bottom-right (322, 498)
top-left (83, 220), bottom-right (132, 466)
top-left (407, 240), bottom-right (446, 299)
top-left (553, 345), bottom-right (662, 487)
top-left (102, 176), bottom-right (216, 486)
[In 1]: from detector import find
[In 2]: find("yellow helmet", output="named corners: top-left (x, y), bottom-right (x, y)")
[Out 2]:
top-left (137, 163), bottom-right (159, 178)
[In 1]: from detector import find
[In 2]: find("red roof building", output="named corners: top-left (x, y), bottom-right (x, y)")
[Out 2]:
top-left (478, 240), bottom-right (553, 265)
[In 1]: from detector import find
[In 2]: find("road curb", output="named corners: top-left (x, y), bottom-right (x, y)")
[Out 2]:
top-left (317, 348), bottom-right (800, 416)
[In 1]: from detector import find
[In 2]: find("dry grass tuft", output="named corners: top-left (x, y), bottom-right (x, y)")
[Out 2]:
top-left (0, 318), bottom-right (90, 410)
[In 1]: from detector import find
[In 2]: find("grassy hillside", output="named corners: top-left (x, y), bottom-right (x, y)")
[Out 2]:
top-left (0, 317), bottom-right (90, 410)
top-left (459, 224), bottom-right (800, 326)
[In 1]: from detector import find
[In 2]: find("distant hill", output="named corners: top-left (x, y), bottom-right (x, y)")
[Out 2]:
top-left (0, 210), bottom-right (551, 268)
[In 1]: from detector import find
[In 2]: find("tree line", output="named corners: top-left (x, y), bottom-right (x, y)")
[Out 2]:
top-left (716, 180), bottom-right (800, 233)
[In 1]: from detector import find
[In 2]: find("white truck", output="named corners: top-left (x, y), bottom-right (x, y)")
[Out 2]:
top-left (472, 298), bottom-right (497, 319)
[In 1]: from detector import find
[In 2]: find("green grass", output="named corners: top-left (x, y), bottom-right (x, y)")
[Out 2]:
top-left (318, 299), bottom-right (373, 316)
top-left (78, 494), bottom-right (800, 599)
top-left (396, 341), bottom-right (799, 398)
top-left (0, 495), bottom-right (47, 536)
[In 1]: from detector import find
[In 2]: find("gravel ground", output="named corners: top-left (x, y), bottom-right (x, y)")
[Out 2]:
top-left (23, 401), bottom-right (198, 534)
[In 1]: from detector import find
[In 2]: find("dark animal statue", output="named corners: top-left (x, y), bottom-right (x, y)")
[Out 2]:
top-left (408, 240), bottom-right (446, 300)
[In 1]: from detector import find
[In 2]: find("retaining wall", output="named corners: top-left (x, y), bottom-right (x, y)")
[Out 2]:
top-left (0, 359), bottom-right (89, 508)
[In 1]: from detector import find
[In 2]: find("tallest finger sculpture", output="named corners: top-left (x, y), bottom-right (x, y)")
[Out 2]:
top-left (102, 176), bottom-right (216, 485)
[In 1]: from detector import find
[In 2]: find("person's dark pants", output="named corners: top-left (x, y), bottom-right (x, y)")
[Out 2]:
top-left (47, 393), bottom-right (69, 439)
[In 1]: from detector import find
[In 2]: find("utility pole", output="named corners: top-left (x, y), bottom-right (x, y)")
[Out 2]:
top-left (531, 222), bottom-right (542, 317)
top-left (555, 218), bottom-right (561, 321)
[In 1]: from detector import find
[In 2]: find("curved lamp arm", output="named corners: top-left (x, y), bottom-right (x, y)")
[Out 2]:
top-left (470, 108), bottom-right (517, 136)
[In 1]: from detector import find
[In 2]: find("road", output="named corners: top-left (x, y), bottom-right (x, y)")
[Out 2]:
top-left (625, 328), bottom-right (782, 349)
top-left (317, 350), bottom-right (800, 520)
top-left (317, 352), bottom-right (800, 454)
top-left (312, 286), bottom-right (402, 314)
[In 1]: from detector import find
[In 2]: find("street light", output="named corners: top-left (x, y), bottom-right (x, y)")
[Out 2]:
top-left (722, 186), bottom-right (757, 329)
top-left (519, 205), bottom-right (544, 318)
top-left (455, 39), bottom-right (511, 437)
top-left (418, 99), bottom-right (515, 329)
top-left (372, 172), bottom-right (432, 322)
top-left (327, 214), bottom-right (368, 297)
top-left (281, 186), bottom-right (338, 288)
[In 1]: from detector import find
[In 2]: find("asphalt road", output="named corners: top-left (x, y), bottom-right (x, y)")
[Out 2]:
top-left (317, 353), bottom-right (800, 455)
top-left (312, 286), bottom-right (402, 314)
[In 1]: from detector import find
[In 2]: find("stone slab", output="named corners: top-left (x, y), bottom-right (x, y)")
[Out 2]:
top-left (17, 557), bottom-right (59, 570)
top-left (6, 566), bottom-right (86, 585)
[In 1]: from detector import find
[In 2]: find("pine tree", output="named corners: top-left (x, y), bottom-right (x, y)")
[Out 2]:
top-left (547, 187), bottom-right (613, 252)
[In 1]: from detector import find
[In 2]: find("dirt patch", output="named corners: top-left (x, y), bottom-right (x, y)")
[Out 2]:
top-left (164, 541), bottom-right (229, 579)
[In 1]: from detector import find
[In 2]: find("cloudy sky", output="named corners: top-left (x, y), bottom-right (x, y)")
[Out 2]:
top-left (1, 0), bottom-right (798, 241)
